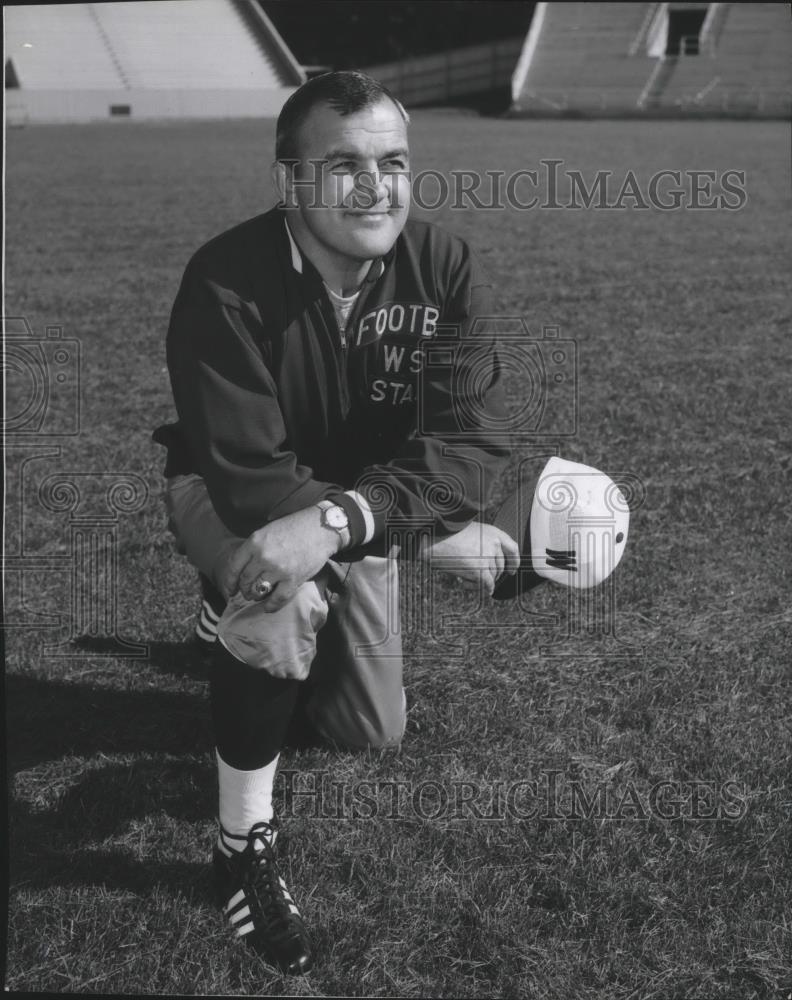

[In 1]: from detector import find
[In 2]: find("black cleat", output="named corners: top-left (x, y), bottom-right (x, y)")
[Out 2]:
top-left (213, 821), bottom-right (314, 976)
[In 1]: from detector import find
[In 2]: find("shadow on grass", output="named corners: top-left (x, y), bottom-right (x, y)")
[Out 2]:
top-left (10, 753), bottom-right (216, 899)
top-left (6, 672), bottom-right (213, 772)
top-left (65, 636), bottom-right (213, 682)
top-left (8, 674), bottom-right (217, 897)
top-left (11, 840), bottom-right (212, 902)
top-left (7, 664), bottom-right (333, 899)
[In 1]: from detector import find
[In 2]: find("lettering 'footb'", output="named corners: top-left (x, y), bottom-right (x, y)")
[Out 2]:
top-left (492, 456), bottom-right (630, 599)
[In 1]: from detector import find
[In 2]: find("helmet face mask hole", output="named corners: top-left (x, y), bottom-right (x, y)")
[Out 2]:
top-left (616, 532), bottom-right (624, 544)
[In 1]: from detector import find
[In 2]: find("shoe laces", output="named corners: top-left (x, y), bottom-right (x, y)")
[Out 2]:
top-left (241, 822), bottom-right (299, 938)
top-left (244, 821), bottom-right (278, 863)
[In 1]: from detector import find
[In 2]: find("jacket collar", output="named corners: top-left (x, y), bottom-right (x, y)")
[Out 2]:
top-left (284, 217), bottom-right (304, 273)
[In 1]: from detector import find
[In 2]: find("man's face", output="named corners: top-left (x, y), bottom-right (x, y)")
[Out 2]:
top-left (284, 98), bottom-right (411, 263)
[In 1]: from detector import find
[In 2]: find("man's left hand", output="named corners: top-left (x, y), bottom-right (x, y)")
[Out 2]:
top-left (419, 520), bottom-right (520, 597)
top-left (217, 506), bottom-right (341, 611)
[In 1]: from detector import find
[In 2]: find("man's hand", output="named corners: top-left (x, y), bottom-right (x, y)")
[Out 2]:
top-left (217, 506), bottom-right (341, 611)
top-left (419, 521), bottom-right (520, 597)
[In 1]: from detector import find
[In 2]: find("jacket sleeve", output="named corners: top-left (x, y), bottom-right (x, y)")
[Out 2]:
top-left (166, 261), bottom-right (366, 540)
top-left (350, 245), bottom-right (511, 542)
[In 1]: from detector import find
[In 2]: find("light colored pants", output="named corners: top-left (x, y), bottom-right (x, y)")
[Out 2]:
top-left (165, 474), bottom-right (406, 749)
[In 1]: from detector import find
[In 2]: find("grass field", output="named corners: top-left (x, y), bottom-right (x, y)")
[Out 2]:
top-left (4, 114), bottom-right (791, 998)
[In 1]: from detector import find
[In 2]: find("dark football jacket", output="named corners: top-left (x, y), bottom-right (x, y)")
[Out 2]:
top-left (153, 206), bottom-right (510, 549)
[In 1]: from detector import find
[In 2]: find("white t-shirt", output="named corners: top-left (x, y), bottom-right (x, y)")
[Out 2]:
top-left (324, 283), bottom-right (360, 337)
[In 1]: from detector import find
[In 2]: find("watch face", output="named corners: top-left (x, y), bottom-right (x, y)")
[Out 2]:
top-left (325, 506), bottom-right (349, 530)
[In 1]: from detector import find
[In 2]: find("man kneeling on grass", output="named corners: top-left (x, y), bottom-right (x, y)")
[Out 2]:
top-left (154, 70), bottom-right (523, 975)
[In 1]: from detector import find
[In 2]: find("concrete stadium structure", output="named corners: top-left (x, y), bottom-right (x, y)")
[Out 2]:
top-left (4, 0), bottom-right (305, 124)
top-left (511, 2), bottom-right (792, 116)
top-left (361, 38), bottom-right (524, 109)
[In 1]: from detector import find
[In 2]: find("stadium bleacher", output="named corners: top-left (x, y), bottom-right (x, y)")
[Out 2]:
top-left (91, 1), bottom-right (288, 90)
top-left (512, 1), bottom-right (792, 116)
top-left (6, 1), bottom-right (790, 121)
top-left (514, 3), bottom-right (655, 111)
top-left (654, 4), bottom-right (791, 111)
top-left (6, 4), bottom-right (125, 90)
top-left (4, 0), bottom-right (304, 122)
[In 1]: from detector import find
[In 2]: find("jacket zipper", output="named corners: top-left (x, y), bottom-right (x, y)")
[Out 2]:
top-left (322, 270), bottom-right (376, 410)
top-left (319, 297), bottom-right (350, 414)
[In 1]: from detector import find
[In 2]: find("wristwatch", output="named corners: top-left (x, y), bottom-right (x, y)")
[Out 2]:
top-left (316, 500), bottom-right (351, 550)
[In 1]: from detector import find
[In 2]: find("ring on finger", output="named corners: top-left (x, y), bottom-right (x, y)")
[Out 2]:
top-left (252, 576), bottom-right (273, 599)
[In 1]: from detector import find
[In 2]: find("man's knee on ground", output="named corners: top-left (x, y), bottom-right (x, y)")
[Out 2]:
top-left (310, 687), bottom-right (406, 751)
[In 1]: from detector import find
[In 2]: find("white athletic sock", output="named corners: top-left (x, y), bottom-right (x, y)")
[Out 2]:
top-left (216, 749), bottom-right (279, 856)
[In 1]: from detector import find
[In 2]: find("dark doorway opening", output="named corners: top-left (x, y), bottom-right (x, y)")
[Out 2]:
top-left (666, 8), bottom-right (708, 55)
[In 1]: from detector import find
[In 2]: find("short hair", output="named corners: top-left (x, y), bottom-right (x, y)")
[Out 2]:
top-left (276, 70), bottom-right (409, 163)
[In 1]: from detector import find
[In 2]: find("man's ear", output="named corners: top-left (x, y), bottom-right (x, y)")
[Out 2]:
top-left (272, 160), bottom-right (297, 209)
